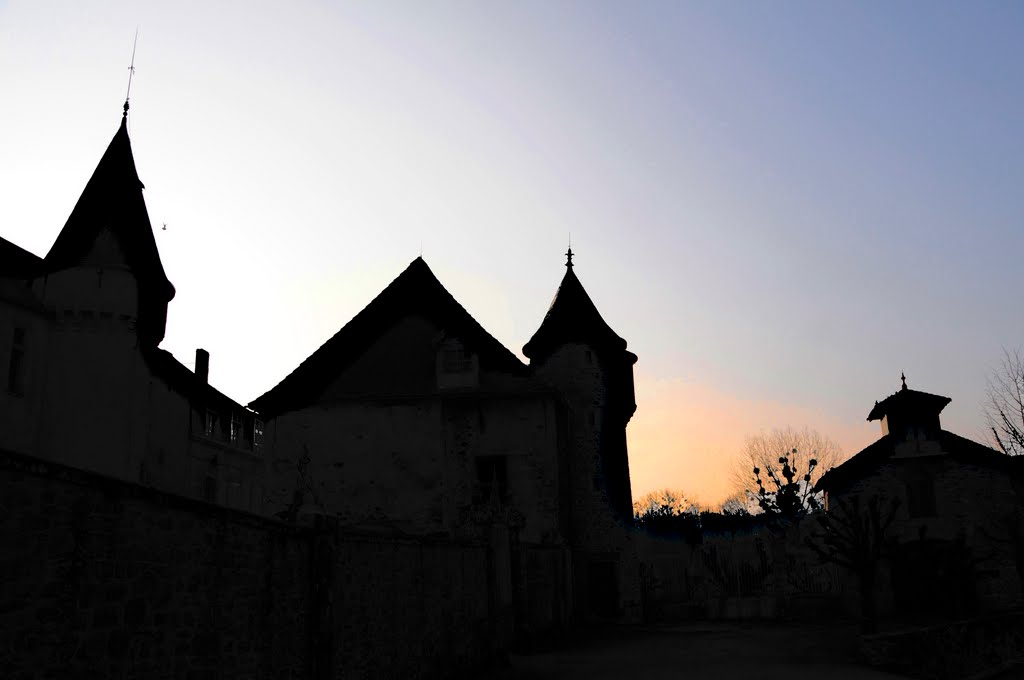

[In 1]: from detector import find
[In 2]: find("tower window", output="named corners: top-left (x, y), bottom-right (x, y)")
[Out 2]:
top-left (7, 327), bottom-right (25, 396)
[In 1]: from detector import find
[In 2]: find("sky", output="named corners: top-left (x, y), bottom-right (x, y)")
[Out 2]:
top-left (2, 1), bottom-right (1023, 506)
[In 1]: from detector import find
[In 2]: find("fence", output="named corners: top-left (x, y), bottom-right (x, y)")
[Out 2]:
top-left (636, 519), bottom-right (850, 622)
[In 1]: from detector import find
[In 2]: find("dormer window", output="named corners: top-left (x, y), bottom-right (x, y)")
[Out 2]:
top-left (230, 414), bottom-right (241, 445)
top-left (442, 339), bottom-right (472, 373)
top-left (437, 337), bottom-right (479, 389)
top-left (253, 419), bottom-right (265, 455)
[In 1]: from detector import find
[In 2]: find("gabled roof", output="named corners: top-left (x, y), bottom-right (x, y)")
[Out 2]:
top-left (523, 262), bottom-right (632, 362)
top-left (43, 116), bottom-right (175, 342)
top-left (0, 236), bottom-right (43, 279)
top-left (816, 430), bottom-right (1012, 493)
top-left (249, 257), bottom-right (529, 416)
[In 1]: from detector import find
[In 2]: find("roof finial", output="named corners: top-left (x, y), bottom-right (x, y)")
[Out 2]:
top-left (565, 246), bottom-right (574, 269)
top-left (123, 27), bottom-right (139, 120)
top-left (901, 372), bottom-right (907, 391)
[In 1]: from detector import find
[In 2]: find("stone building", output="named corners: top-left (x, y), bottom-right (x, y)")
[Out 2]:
top-left (251, 249), bottom-right (642, 623)
top-left (817, 377), bottom-right (1024, 617)
top-left (0, 109), bottom-right (266, 513)
top-left (1, 108), bottom-right (642, 627)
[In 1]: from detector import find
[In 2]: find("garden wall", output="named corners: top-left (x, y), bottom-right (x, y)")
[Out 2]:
top-left (0, 449), bottom-right (509, 680)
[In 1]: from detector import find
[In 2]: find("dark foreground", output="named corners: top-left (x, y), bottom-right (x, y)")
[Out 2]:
top-left (482, 622), bottom-right (914, 680)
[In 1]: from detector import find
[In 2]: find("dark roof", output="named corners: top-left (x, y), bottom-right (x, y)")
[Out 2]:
top-left (141, 346), bottom-right (250, 416)
top-left (816, 430), bottom-right (1011, 492)
top-left (0, 236), bottom-right (43, 278)
top-left (867, 385), bottom-right (951, 421)
top-left (523, 265), bottom-right (633, 362)
top-left (43, 116), bottom-right (175, 342)
top-left (249, 257), bottom-right (529, 416)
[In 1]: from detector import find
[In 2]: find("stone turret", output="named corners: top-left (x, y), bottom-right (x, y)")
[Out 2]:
top-left (523, 249), bottom-right (637, 536)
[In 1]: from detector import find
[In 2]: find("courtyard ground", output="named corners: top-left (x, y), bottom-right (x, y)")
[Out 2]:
top-left (481, 621), bottom-right (915, 679)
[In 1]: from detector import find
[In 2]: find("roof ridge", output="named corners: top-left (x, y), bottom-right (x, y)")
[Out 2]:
top-left (249, 258), bottom-right (527, 415)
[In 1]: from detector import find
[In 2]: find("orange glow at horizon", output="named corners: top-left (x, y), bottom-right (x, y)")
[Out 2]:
top-left (627, 372), bottom-right (879, 508)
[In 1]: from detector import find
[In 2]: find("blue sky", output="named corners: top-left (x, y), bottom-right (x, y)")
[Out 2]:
top-left (2, 1), bottom-right (1022, 502)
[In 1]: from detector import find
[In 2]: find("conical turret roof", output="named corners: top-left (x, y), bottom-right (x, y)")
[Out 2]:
top-left (523, 256), bottom-right (630, 362)
top-left (44, 115), bottom-right (175, 343)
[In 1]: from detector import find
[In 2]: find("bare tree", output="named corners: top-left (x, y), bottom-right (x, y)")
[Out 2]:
top-left (985, 348), bottom-right (1024, 455)
top-left (805, 495), bottom-right (901, 633)
top-left (632, 488), bottom-right (698, 519)
top-left (729, 426), bottom-right (845, 506)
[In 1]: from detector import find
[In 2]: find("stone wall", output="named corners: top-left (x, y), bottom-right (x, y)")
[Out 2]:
top-left (838, 459), bottom-right (1024, 613)
top-left (0, 448), bottom-right (508, 680)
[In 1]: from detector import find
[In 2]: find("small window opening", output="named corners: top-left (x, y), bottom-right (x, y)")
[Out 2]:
top-left (253, 419), bottom-right (265, 455)
top-left (7, 327), bottom-right (25, 395)
top-left (475, 456), bottom-right (508, 503)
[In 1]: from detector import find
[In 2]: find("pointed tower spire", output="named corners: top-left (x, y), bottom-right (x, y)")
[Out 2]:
top-left (43, 113), bottom-right (175, 345)
top-left (901, 372), bottom-right (907, 391)
top-left (524, 250), bottom-right (632, 364)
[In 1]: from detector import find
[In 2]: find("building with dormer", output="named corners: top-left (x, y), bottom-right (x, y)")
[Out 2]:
top-left (817, 377), bottom-right (1024, 617)
top-left (250, 249), bottom-right (642, 623)
top-left (0, 108), bottom-right (643, 626)
top-left (0, 109), bottom-right (267, 513)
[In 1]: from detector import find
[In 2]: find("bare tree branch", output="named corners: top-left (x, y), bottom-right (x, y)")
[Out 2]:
top-left (985, 348), bottom-right (1024, 456)
top-left (729, 426), bottom-right (846, 505)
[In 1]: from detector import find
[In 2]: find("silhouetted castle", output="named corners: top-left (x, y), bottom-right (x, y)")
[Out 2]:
top-left (0, 111), bottom-right (641, 623)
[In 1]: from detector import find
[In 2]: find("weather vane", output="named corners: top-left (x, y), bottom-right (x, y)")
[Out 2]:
top-left (123, 27), bottom-right (139, 119)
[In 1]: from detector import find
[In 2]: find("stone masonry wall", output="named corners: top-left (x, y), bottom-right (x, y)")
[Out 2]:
top-left (0, 449), bottom-right (507, 680)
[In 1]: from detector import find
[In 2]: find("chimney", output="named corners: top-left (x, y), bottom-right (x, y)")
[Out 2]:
top-left (196, 348), bottom-right (210, 384)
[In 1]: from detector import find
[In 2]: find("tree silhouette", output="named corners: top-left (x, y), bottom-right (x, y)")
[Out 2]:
top-left (730, 427), bottom-right (844, 504)
top-left (752, 450), bottom-right (820, 520)
top-left (985, 347), bottom-right (1024, 455)
top-left (804, 495), bottom-right (900, 633)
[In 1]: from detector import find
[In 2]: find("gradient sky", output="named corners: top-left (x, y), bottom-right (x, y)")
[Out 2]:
top-left (2, 1), bottom-right (1023, 505)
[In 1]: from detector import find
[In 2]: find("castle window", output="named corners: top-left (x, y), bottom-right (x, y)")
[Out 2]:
top-left (204, 410), bottom-right (216, 438)
top-left (475, 456), bottom-right (508, 504)
top-left (7, 327), bottom-right (25, 396)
